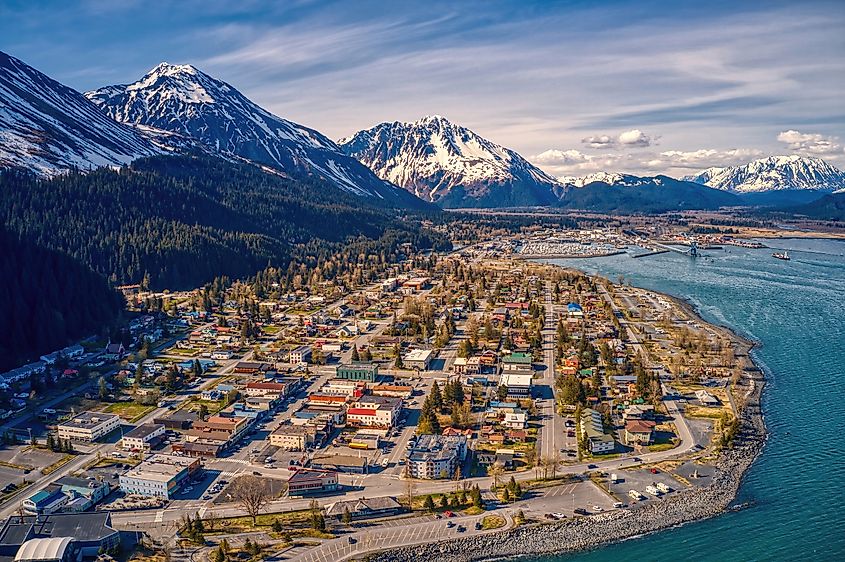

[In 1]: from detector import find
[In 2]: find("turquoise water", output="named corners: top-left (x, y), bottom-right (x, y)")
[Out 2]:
top-left (535, 237), bottom-right (845, 561)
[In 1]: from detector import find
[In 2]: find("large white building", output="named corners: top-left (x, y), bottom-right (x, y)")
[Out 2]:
top-left (346, 396), bottom-right (402, 428)
top-left (56, 412), bottom-right (120, 442)
top-left (119, 454), bottom-right (200, 498)
top-left (406, 435), bottom-right (467, 479)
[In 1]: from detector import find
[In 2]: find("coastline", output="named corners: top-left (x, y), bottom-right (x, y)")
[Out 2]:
top-left (365, 274), bottom-right (769, 562)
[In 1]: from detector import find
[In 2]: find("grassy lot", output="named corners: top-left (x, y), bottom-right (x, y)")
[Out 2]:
top-left (481, 515), bottom-right (506, 530)
top-left (102, 401), bottom-right (155, 422)
top-left (202, 510), bottom-right (314, 534)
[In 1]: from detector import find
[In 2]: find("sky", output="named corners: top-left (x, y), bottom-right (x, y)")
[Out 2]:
top-left (2, 0), bottom-right (844, 178)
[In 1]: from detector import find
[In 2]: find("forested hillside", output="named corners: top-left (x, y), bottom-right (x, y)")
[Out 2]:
top-left (0, 155), bottom-right (445, 290)
top-left (0, 227), bottom-right (124, 371)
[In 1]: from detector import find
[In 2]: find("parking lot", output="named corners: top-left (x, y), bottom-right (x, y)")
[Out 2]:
top-left (606, 466), bottom-right (686, 505)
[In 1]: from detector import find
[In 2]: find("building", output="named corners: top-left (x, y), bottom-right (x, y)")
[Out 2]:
top-left (335, 363), bottom-right (379, 382)
top-left (243, 381), bottom-right (289, 398)
top-left (233, 361), bottom-right (273, 375)
top-left (286, 468), bottom-right (339, 496)
top-left (310, 454), bottom-right (369, 474)
top-left (52, 476), bottom-right (111, 512)
top-left (695, 390), bottom-right (721, 406)
top-left (287, 467), bottom-right (338, 496)
top-left (21, 490), bottom-right (68, 515)
top-left (346, 396), bottom-right (402, 428)
top-left (13, 537), bottom-right (75, 562)
top-left (118, 454), bottom-right (200, 499)
top-left (0, 513), bottom-right (121, 559)
top-left (289, 346), bottom-right (312, 364)
top-left (579, 408), bottom-right (615, 454)
top-left (624, 420), bottom-right (656, 446)
top-left (368, 384), bottom-right (413, 399)
top-left (153, 410), bottom-right (196, 430)
top-left (406, 434), bottom-right (467, 479)
top-left (56, 413), bottom-right (120, 442)
top-left (319, 379), bottom-right (366, 397)
top-left (121, 424), bottom-right (165, 452)
top-left (188, 415), bottom-right (250, 443)
top-left (171, 441), bottom-right (224, 458)
top-left (502, 410), bottom-right (527, 429)
top-left (403, 349), bottom-right (433, 370)
top-left (499, 373), bottom-right (533, 399)
top-left (269, 424), bottom-right (315, 451)
top-left (325, 497), bottom-right (403, 520)
top-left (501, 352), bottom-right (533, 374)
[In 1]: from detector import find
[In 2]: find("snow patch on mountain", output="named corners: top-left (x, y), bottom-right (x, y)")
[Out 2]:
top-left (560, 171), bottom-right (652, 188)
top-left (0, 50), bottom-right (160, 177)
top-left (338, 115), bottom-right (564, 206)
top-left (683, 155), bottom-right (845, 192)
top-left (86, 63), bottom-right (417, 205)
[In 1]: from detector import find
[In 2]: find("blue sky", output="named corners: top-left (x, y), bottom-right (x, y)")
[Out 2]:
top-left (2, 0), bottom-right (844, 177)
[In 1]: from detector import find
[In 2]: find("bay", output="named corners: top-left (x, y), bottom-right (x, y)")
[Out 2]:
top-left (531, 237), bottom-right (845, 561)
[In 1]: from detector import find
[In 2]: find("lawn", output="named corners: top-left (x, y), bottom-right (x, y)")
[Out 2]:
top-left (481, 515), bottom-right (506, 530)
top-left (102, 401), bottom-right (155, 421)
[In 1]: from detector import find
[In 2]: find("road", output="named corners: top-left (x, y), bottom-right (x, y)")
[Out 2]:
top-left (537, 281), bottom-right (563, 463)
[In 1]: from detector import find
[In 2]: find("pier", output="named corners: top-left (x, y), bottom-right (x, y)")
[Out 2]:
top-left (653, 241), bottom-right (699, 257)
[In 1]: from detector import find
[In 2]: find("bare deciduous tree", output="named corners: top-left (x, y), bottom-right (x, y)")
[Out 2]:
top-left (230, 475), bottom-right (270, 525)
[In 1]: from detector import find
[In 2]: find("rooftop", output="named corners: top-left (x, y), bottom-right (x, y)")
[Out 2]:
top-left (124, 423), bottom-right (164, 439)
top-left (57, 411), bottom-right (119, 429)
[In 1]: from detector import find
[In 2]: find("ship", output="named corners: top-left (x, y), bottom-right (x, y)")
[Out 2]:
top-left (772, 250), bottom-right (790, 261)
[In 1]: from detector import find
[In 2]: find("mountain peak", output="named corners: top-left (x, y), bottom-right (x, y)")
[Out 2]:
top-left (339, 117), bottom-right (564, 207)
top-left (0, 50), bottom-right (159, 176)
top-left (684, 155), bottom-right (845, 192)
top-left (84, 65), bottom-right (426, 207)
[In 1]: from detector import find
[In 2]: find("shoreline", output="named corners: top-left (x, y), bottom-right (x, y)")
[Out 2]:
top-left (366, 272), bottom-right (768, 562)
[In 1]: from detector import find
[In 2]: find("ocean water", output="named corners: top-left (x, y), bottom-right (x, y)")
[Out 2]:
top-left (533, 237), bottom-right (845, 561)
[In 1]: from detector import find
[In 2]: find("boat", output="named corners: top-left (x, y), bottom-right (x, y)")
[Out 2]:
top-left (772, 250), bottom-right (790, 261)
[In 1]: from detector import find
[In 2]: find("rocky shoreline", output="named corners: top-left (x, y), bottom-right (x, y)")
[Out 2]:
top-left (367, 293), bottom-right (768, 562)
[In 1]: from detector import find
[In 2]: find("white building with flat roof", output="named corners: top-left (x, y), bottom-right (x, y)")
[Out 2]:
top-left (119, 454), bottom-right (200, 498)
top-left (57, 412), bottom-right (120, 442)
top-left (404, 349), bottom-right (433, 370)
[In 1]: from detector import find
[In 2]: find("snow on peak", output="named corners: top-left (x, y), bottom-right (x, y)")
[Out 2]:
top-left (0, 50), bottom-right (159, 177)
top-left (683, 155), bottom-right (845, 192)
top-left (85, 65), bottom-right (420, 205)
top-left (560, 171), bottom-right (649, 188)
top-left (338, 116), bottom-right (564, 206)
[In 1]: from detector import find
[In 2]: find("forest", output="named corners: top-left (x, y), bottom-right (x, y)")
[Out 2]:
top-left (0, 226), bottom-right (124, 371)
top-left (0, 155), bottom-right (446, 290)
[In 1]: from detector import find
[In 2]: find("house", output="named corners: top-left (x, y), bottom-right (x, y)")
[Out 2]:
top-left (695, 390), bottom-right (721, 407)
top-left (368, 384), bottom-right (413, 399)
top-left (57, 413), bottom-right (120, 442)
top-left (243, 381), bottom-right (289, 398)
top-left (406, 434), bottom-right (467, 479)
top-left (579, 408), bottom-right (615, 454)
top-left (102, 343), bottom-right (125, 361)
top-left (325, 497), bottom-right (403, 520)
top-left (403, 349), bottom-right (433, 370)
top-left (233, 362), bottom-right (273, 375)
top-left (495, 448), bottom-right (515, 469)
top-left (503, 410), bottom-right (527, 429)
top-left (287, 468), bottom-right (339, 496)
top-left (335, 362), bottom-right (379, 382)
top-left (624, 420), bottom-right (656, 446)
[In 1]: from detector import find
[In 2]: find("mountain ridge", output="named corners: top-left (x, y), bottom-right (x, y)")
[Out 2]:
top-left (339, 115), bottom-right (565, 208)
top-left (86, 63), bottom-right (427, 208)
top-left (683, 155), bottom-right (845, 193)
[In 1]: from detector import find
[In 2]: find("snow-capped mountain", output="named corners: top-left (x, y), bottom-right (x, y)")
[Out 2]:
top-left (86, 63), bottom-right (423, 207)
top-left (560, 171), bottom-right (652, 188)
top-left (0, 51), bottom-right (160, 177)
top-left (684, 155), bottom-right (845, 193)
top-left (338, 115), bottom-right (565, 207)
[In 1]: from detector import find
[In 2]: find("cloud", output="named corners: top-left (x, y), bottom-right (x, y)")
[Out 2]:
top-left (581, 134), bottom-right (616, 149)
top-left (650, 148), bottom-right (764, 170)
top-left (776, 130), bottom-right (842, 155)
top-left (581, 129), bottom-right (655, 149)
top-left (531, 148), bottom-right (626, 176)
top-left (617, 129), bottom-right (653, 147)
